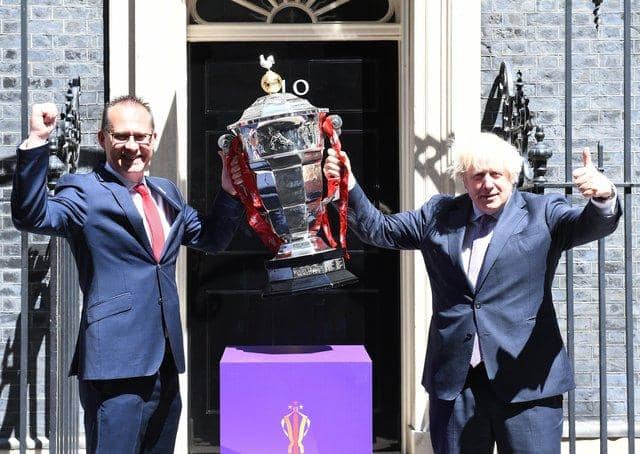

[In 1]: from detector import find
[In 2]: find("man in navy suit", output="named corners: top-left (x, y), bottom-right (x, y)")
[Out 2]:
top-left (324, 133), bottom-right (620, 453)
top-left (12, 97), bottom-right (243, 453)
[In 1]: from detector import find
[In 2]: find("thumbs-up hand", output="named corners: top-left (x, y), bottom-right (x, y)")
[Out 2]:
top-left (572, 147), bottom-right (614, 200)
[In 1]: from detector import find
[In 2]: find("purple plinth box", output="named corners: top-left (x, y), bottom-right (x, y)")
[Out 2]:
top-left (220, 345), bottom-right (372, 454)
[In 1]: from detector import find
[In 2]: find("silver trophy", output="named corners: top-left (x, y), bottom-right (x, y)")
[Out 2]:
top-left (219, 55), bottom-right (358, 297)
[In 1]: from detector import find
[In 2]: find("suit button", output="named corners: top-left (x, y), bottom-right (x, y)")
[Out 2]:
top-left (464, 333), bottom-right (473, 341)
top-left (475, 303), bottom-right (481, 309)
top-left (158, 298), bottom-right (163, 305)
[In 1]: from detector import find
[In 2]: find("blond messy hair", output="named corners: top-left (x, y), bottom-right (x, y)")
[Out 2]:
top-left (449, 132), bottom-right (523, 184)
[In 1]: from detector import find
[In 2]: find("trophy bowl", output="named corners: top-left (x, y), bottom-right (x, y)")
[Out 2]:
top-left (219, 56), bottom-right (358, 297)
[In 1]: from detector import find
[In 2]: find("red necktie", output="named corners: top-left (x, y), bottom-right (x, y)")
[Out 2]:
top-left (134, 184), bottom-right (165, 262)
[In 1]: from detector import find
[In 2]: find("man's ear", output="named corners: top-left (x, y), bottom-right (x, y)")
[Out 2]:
top-left (461, 174), bottom-right (469, 192)
top-left (97, 130), bottom-right (106, 148)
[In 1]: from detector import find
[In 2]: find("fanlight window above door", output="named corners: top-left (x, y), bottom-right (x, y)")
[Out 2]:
top-left (187, 0), bottom-right (397, 24)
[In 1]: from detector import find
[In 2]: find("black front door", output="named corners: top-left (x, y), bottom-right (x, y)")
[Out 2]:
top-left (188, 41), bottom-right (400, 452)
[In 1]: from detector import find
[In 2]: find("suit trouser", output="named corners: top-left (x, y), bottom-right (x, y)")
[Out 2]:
top-left (78, 342), bottom-right (181, 454)
top-left (429, 364), bottom-right (563, 454)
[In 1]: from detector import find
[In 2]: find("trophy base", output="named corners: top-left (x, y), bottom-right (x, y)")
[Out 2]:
top-left (263, 248), bottom-right (358, 298)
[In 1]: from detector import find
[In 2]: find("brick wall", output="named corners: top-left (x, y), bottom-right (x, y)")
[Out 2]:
top-left (481, 0), bottom-right (639, 429)
top-left (0, 0), bottom-right (103, 446)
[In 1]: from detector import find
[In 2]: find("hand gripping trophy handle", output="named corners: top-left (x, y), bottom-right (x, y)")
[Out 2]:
top-left (219, 133), bottom-right (283, 254)
top-left (322, 113), bottom-right (344, 200)
top-left (314, 114), bottom-right (350, 256)
top-left (321, 114), bottom-right (344, 204)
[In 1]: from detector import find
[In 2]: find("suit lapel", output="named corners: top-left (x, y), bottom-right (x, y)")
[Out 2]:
top-left (146, 177), bottom-right (184, 258)
top-left (146, 178), bottom-right (182, 214)
top-left (95, 166), bottom-right (154, 258)
top-left (474, 190), bottom-right (527, 292)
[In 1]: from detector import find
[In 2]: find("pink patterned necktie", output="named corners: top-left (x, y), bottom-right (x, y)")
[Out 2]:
top-left (467, 214), bottom-right (495, 289)
top-left (134, 184), bottom-right (165, 262)
top-left (468, 214), bottom-right (495, 367)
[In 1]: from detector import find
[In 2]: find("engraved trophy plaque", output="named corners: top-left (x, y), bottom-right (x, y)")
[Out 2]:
top-left (219, 55), bottom-right (358, 297)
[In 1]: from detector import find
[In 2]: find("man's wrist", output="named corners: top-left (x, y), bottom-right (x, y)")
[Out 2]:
top-left (20, 135), bottom-right (48, 150)
top-left (593, 183), bottom-right (616, 202)
top-left (348, 174), bottom-right (356, 191)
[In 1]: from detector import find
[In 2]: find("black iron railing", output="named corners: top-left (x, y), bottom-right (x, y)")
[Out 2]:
top-left (485, 1), bottom-right (637, 452)
top-left (46, 79), bottom-right (82, 454)
top-left (17, 77), bottom-right (82, 453)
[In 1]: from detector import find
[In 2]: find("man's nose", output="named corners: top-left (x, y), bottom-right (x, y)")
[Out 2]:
top-left (482, 174), bottom-right (495, 187)
top-left (124, 136), bottom-right (139, 150)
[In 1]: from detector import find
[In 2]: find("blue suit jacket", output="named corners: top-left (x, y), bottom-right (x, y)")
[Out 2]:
top-left (11, 145), bottom-right (243, 380)
top-left (348, 183), bottom-right (621, 402)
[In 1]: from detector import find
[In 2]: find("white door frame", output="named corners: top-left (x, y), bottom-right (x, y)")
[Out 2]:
top-left (110, 1), bottom-right (480, 451)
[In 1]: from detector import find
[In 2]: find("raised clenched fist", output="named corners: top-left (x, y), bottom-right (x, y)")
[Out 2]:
top-left (28, 103), bottom-right (58, 143)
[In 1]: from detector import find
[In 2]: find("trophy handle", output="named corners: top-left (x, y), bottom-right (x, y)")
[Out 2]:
top-left (323, 114), bottom-right (343, 201)
top-left (327, 114), bottom-right (342, 137)
top-left (218, 133), bottom-right (236, 192)
top-left (218, 133), bottom-right (234, 154)
top-left (325, 114), bottom-right (343, 199)
top-left (317, 114), bottom-right (350, 258)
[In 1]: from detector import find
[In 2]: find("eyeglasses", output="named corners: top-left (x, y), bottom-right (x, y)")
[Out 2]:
top-left (108, 131), bottom-right (154, 145)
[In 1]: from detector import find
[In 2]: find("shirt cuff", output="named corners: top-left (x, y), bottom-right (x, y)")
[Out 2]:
top-left (18, 138), bottom-right (48, 150)
top-left (590, 186), bottom-right (618, 217)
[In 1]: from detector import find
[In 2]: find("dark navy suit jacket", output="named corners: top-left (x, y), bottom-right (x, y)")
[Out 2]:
top-left (11, 145), bottom-right (243, 380)
top-left (348, 183), bottom-right (621, 403)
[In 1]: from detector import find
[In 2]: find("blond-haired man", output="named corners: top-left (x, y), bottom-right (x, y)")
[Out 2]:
top-left (324, 133), bottom-right (620, 453)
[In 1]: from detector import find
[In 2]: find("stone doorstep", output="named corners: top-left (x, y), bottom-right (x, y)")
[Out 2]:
top-left (410, 429), bottom-right (640, 454)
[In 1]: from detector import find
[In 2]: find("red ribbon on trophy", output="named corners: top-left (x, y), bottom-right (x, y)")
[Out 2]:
top-left (312, 113), bottom-right (350, 259)
top-left (225, 136), bottom-right (283, 254)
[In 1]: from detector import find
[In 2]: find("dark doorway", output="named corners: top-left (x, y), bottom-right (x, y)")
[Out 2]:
top-left (188, 41), bottom-right (400, 452)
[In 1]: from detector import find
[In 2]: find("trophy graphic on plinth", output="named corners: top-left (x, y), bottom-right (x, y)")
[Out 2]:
top-left (281, 401), bottom-right (311, 454)
top-left (219, 55), bottom-right (358, 297)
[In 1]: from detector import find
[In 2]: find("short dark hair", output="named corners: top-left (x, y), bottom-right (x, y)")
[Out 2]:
top-left (100, 94), bottom-right (155, 132)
